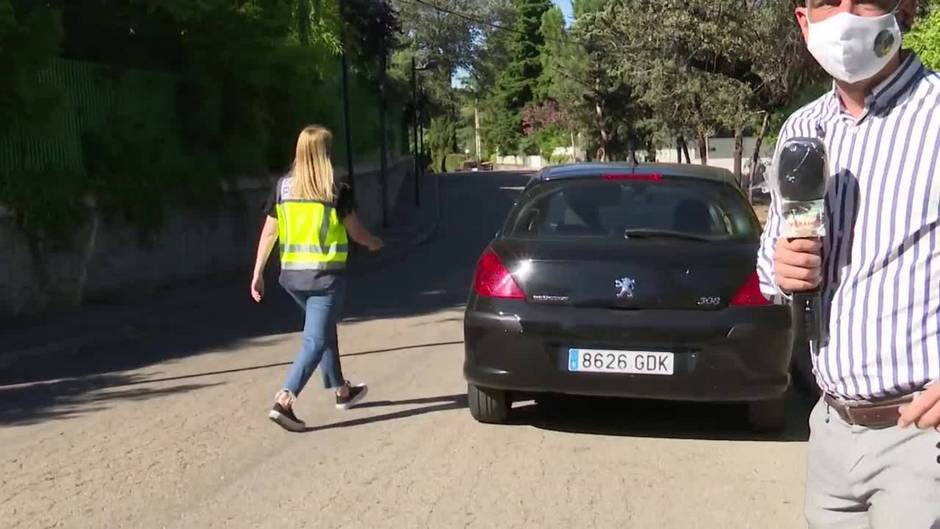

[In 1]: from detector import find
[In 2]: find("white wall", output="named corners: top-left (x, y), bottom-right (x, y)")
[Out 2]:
top-left (0, 157), bottom-right (413, 318)
top-left (655, 137), bottom-right (775, 172)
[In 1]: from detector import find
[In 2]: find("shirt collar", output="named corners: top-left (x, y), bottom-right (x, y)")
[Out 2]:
top-left (827, 53), bottom-right (925, 120)
top-left (868, 53), bottom-right (923, 111)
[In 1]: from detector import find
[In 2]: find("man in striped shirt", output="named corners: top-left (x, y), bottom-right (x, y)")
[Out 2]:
top-left (758, 0), bottom-right (940, 527)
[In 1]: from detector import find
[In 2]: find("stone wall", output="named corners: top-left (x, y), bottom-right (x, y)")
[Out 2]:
top-left (0, 157), bottom-right (412, 318)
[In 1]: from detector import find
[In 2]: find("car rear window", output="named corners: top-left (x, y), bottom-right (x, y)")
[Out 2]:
top-left (507, 177), bottom-right (759, 241)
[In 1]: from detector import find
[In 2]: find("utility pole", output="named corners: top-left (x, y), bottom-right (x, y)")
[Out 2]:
top-left (418, 87), bottom-right (424, 175)
top-left (474, 101), bottom-right (482, 164)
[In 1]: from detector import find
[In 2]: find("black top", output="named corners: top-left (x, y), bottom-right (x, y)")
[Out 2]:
top-left (263, 172), bottom-right (356, 219)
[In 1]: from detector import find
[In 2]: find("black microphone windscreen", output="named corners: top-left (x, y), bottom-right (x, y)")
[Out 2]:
top-left (776, 137), bottom-right (827, 202)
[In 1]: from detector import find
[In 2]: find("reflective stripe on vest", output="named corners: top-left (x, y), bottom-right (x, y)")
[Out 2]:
top-left (276, 194), bottom-right (348, 271)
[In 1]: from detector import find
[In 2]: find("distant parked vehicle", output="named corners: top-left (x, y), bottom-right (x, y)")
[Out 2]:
top-left (747, 161), bottom-right (771, 205)
top-left (461, 160), bottom-right (493, 172)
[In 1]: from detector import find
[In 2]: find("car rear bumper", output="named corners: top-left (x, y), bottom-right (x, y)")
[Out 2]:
top-left (463, 300), bottom-right (794, 402)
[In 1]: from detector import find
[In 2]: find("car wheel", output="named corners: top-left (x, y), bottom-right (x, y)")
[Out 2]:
top-left (468, 384), bottom-right (511, 424)
top-left (747, 397), bottom-right (787, 433)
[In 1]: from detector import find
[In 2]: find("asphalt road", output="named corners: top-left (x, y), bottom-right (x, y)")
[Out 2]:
top-left (0, 171), bottom-right (813, 529)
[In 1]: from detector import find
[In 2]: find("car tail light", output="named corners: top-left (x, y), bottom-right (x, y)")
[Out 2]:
top-left (603, 173), bottom-right (662, 181)
top-left (730, 272), bottom-right (770, 306)
top-left (473, 249), bottom-right (525, 299)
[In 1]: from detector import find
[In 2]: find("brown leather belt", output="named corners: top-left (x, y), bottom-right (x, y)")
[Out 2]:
top-left (823, 393), bottom-right (914, 429)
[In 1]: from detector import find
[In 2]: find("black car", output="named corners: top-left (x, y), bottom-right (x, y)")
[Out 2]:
top-left (463, 163), bottom-right (795, 431)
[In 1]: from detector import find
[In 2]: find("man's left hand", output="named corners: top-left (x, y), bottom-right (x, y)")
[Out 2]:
top-left (898, 382), bottom-right (940, 430)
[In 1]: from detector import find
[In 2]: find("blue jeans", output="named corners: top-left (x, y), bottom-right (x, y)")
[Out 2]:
top-left (282, 279), bottom-right (346, 395)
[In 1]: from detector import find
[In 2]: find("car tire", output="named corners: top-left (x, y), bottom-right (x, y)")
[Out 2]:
top-left (747, 397), bottom-right (787, 433)
top-left (468, 384), bottom-right (511, 424)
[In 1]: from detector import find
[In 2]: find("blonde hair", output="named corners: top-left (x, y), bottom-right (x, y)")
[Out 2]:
top-left (290, 125), bottom-right (335, 202)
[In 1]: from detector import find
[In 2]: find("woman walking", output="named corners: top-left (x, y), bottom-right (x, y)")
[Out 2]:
top-left (251, 125), bottom-right (384, 432)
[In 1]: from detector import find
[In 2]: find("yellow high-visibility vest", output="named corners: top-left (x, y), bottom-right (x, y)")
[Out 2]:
top-left (276, 178), bottom-right (349, 271)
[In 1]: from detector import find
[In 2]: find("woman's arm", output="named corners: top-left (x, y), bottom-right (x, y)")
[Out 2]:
top-left (251, 216), bottom-right (279, 302)
top-left (343, 212), bottom-right (384, 251)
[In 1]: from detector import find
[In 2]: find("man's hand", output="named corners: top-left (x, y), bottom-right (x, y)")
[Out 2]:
top-left (774, 238), bottom-right (823, 293)
top-left (899, 382), bottom-right (940, 431)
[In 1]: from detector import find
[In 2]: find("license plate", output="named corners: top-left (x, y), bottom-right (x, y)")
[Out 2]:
top-left (567, 348), bottom-right (674, 376)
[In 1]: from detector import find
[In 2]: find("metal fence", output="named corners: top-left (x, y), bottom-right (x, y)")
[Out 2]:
top-left (0, 57), bottom-right (403, 179)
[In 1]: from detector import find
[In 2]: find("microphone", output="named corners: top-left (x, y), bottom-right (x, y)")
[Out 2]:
top-left (774, 137), bottom-right (828, 355)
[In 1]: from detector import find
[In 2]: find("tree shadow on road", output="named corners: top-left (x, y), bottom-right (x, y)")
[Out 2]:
top-left (0, 373), bottom-right (224, 426)
top-left (302, 393), bottom-right (468, 433)
top-left (0, 172), bottom-right (525, 404)
top-left (512, 389), bottom-right (814, 443)
top-left (0, 341), bottom-right (465, 427)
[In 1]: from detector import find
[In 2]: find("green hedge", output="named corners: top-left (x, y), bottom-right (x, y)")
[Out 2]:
top-left (0, 56), bottom-right (404, 243)
top-left (0, 3), bottom-right (405, 245)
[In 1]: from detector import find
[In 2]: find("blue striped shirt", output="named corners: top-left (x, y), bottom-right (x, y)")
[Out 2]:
top-left (757, 54), bottom-right (940, 400)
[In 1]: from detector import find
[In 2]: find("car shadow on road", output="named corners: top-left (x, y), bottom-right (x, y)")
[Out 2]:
top-left (302, 394), bottom-right (468, 433)
top-left (511, 389), bottom-right (814, 442)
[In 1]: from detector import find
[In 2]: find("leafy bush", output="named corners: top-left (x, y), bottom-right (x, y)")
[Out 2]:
top-left (908, 9), bottom-right (940, 71)
top-left (445, 154), bottom-right (468, 173)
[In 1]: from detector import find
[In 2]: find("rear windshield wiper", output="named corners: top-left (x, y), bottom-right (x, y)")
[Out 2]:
top-left (622, 229), bottom-right (714, 242)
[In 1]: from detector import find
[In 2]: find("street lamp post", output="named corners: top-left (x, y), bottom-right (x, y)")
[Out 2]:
top-left (337, 0), bottom-right (355, 194)
top-left (413, 59), bottom-right (436, 181)
top-left (411, 56), bottom-right (420, 207)
top-left (378, 24), bottom-right (389, 228)
top-left (378, 0), bottom-right (388, 228)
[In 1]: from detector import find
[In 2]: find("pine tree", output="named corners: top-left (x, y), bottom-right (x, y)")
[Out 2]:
top-left (485, 0), bottom-right (552, 154)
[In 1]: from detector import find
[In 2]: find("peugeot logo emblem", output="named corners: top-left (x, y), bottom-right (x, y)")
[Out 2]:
top-left (615, 277), bottom-right (636, 299)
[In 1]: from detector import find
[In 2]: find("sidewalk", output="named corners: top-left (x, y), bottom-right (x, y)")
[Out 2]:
top-left (0, 172), bottom-right (441, 374)
top-left (349, 170), bottom-right (440, 272)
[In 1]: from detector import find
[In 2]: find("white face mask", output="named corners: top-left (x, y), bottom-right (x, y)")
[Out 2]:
top-left (807, 10), bottom-right (902, 84)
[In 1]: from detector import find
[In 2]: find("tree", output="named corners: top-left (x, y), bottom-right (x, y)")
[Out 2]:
top-left (0, 1), bottom-right (62, 135)
top-left (530, 6), bottom-right (586, 160)
top-left (427, 115), bottom-right (458, 172)
top-left (909, 4), bottom-right (940, 70)
top-left (585, 0), bottom-right (821, 185)
top-left (575, 2), bottom-right (662, 162)
top-left (0, 0), bottom-right (407, 242)
top-left (521, 99), bottom-right (569, 159)
top-left (484, 0), bottom-right (552, 154)
top-left (387, 0), bottom-right (511, 161)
